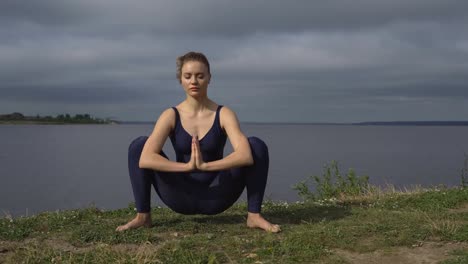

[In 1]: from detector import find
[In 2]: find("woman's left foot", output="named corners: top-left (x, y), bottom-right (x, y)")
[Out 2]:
top-left (246, 213), bottom-right (281, 233)
top-left (115, 213), bottom-right (152, 232)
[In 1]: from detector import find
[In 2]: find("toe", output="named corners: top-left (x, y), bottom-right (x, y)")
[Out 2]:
top-left (116, 224), bottom-right (129, 232)
top-left (269, 224), bottom-right (281, 233)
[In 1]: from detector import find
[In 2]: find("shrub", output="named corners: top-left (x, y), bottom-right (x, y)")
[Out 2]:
top-left (293, 160), bottom-right (369, 202)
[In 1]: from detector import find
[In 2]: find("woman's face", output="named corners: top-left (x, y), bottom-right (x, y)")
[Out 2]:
top-left (180, 60), bottom-right (210, 98)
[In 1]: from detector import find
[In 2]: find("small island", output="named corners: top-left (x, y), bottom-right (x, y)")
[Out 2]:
top-left (0, 112), bottom-right (119, 125)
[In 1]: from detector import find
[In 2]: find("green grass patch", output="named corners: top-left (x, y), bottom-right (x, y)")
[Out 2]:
top-left (3, 157), bottom-right (468, 263)
top-left (1, 187), bottom-right (468, 263)
top-left (441, 249), bottom-right (468, 264)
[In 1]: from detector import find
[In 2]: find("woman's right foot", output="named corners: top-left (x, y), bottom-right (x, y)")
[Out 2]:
top-left (115, 213), bottom-right (152, 232)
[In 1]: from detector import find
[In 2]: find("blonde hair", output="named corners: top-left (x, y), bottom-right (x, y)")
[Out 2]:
top-left (176, 51), bottom-right (211, 82)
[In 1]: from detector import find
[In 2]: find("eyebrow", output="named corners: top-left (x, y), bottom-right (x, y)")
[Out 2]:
top-left (183, 72), bottom-right (205, 75)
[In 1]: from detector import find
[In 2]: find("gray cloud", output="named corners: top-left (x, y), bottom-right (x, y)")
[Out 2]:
top-left (0, 1), bottom-right (467, 122)
top-left (2, 1), bottom-right (467, 34)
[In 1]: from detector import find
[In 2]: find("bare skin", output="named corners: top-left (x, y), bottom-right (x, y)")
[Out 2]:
top-left (115, 213), bottom-right (151, 232)
top-left (116, 212), bottom-right (281, 233)
top-left (246, 212), bottom-right (281, 233)
top-left (116, 60), bottom-right (281, 233)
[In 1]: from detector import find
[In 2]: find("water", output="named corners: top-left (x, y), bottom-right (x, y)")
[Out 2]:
top-left (1, 124), bottom-right (467, 217)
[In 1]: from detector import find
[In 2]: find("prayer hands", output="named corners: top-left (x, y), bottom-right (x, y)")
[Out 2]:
top-left (187, 135), bottom-right (207, 171)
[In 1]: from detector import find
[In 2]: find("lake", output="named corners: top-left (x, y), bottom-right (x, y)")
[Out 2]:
top-left (1, 124), bottom-right (467, 217)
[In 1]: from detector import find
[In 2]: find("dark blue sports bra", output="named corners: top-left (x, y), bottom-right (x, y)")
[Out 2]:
top-left (170, 105), bottom-right (227, 165)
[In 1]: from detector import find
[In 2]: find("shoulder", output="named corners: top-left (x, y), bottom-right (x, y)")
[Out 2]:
top-left (220, 106), bottom-right (238, 120)
top-left (155, 108), bottom-right (177, 129)
top-left (219, 106), bottom-right (240, 128)
top-left (160, 107), bottom-right (177, 120)
top-left (219, 105), bottom-right (236, 117)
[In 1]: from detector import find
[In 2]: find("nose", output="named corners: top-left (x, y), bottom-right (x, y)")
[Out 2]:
top-left (190, 76), bottom-right (198, 84)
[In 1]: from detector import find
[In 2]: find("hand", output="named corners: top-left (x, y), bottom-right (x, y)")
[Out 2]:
top-left (186, 136), bottom-right (197, 171)
top-left (192, 135), bottom-right (208, 171)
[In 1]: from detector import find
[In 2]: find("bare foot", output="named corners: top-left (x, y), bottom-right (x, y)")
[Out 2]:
top-left (246, 212), bottom-right (281, 233)
top-left (115, 213), bottom-right (152, 232)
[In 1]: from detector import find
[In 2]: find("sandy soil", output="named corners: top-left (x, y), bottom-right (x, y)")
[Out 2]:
top-left (334, 241), bottom-right (468, 264)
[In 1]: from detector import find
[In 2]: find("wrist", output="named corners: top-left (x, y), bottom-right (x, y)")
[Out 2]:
top-left (184, 162), bottom-right (193, 172)
top-left (199, 162), bottom-right (209, 171)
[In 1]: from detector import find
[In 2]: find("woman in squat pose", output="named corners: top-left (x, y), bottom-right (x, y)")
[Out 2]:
top-left (116, 52), bottom-right (280, 233)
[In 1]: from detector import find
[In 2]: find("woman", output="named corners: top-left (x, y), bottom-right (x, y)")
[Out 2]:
top-left (116, 52), bottom-right (280, 233)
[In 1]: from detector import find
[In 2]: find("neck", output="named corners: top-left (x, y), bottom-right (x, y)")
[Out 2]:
top-left (184, 96), bottom-right (211, 112)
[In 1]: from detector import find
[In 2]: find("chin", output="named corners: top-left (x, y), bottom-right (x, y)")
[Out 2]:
top-left (190, 91), bottom-right (206, 97)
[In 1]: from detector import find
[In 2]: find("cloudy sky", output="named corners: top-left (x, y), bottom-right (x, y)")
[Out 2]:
top-left (1, 0), bottom-right (467, 123)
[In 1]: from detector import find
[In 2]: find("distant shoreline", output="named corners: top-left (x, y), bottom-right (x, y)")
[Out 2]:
top-left (352, 121), bottom-right (468, 126)
top-left (2, 120), bottom-right (468, 126)
top-left (0, 112), bottom-right (118, 125)
top-left (0, 120), bottom-right (118, 125)
top-left (119, 121), bottom-right (468, 126)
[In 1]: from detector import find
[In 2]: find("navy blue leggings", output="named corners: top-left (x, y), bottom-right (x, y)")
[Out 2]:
top-left (128, 136), bottom-right (269, 215)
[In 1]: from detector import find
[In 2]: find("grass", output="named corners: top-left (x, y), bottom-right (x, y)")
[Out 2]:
top-left (1, 187), bottom-right (468, 263)
top-left (2, 159), bottom-right (468, 263)
top-left (441, 249), bottom-right (468, 264)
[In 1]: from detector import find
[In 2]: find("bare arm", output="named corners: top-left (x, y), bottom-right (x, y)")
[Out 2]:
top-left (138, 109), bottom-right (191, 172)
top-left (200, 107), bottom-right (254, 171)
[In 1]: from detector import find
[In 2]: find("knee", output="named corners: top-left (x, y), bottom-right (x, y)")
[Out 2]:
top-left (128, 136), bottom-right (148, 156)
top-left (248, 136), bottom-right (269, 161)
top-left (248, 136), bottom-right (268, 152)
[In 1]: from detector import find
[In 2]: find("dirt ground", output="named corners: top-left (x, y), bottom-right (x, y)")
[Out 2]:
top-left (334, 241), bottom-right (467, 264)
top-left (1, 239), bottom-right (467, 263)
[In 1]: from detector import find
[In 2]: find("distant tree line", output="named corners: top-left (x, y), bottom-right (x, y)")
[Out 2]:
top-left (0, 112), bottom-right (117, 124)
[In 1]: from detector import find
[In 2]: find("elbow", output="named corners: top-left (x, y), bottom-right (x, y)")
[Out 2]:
top-left (241, 143), bottom-right (254, 166)
top-left (138, 158), bottom-right (146, 169)
top-left (244, 152), bottom-right (254, 166)
top-left (138, 154), bottom-right (149, 169)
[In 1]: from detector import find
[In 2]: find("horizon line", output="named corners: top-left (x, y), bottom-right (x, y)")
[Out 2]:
top-left (118, 120), bottom-right (468, 126)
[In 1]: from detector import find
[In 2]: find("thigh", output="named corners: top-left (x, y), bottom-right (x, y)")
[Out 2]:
top-left (151, 171), bottom-right (200, 215)
top-left (193, 170), bottom-right (246, 214)
top-left (152, 169), bottom-right (247, 215)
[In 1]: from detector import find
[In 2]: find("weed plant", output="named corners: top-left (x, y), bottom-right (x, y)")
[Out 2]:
top-left (460, 153), bottom-right (468, 188)
top-left (293, 160), bottom-right (369, 202)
